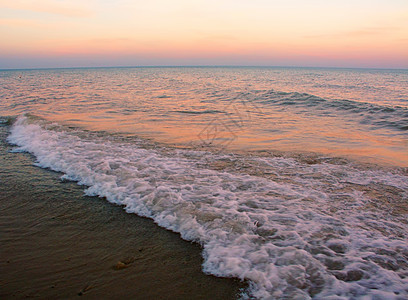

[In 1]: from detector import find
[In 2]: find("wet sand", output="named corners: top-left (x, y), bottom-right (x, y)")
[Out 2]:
top-left (0, 124), bottom-right (246, 299)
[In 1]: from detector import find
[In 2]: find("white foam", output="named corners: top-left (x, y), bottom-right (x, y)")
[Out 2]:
top-left (8, 115), bottom-right (408, 299)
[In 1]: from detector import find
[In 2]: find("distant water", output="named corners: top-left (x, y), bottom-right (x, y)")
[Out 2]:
top-left (1, 67), bottom-right (408, 299)
top-left (1, 67), bottom-right (407, 165)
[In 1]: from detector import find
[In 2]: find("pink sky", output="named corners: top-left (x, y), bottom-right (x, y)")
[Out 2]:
top-left (0, 0), bottom-right (407, 69)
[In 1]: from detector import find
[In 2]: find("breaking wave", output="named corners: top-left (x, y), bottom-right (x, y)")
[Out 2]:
top-left (7, 115), bottom-right (408, 299)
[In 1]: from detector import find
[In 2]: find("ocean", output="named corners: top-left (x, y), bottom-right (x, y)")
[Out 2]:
top-left (1, 67), bottom-right (407, 299)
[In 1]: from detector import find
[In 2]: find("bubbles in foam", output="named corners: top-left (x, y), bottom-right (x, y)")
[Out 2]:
top-left (7, 115), bottom-right (408, 299)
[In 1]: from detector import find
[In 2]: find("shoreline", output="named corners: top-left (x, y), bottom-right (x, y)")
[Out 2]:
top-left (0, 124), bottom-right (246, 299)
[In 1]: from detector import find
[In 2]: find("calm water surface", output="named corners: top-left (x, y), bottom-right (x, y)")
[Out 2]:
top-left (1, 67), bottom-right (407, 166)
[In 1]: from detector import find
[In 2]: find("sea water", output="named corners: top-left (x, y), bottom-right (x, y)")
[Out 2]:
top-left (1, 67), bottom-right (407, 299)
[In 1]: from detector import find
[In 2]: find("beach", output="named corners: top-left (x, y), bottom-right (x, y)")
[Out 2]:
top-left (1, 67), bottom-right (407, 299)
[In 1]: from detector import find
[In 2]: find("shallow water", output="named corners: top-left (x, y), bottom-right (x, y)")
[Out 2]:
top-left (1, 67), bottom-right (408, 299)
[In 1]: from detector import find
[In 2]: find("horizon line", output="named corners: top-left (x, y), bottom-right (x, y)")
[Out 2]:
top-left (1, 65), bottom-right (407, 71)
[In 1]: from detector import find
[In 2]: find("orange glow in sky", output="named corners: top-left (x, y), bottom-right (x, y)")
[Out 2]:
top-left (0, 0), bottom-right (407, 68)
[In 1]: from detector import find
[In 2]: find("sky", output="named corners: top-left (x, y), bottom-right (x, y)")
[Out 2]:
top-left (0, 0), bottom-right (407, 69)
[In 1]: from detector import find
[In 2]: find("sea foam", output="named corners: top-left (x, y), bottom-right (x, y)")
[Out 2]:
top-left (8, 115), bottom-right (408, 299)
